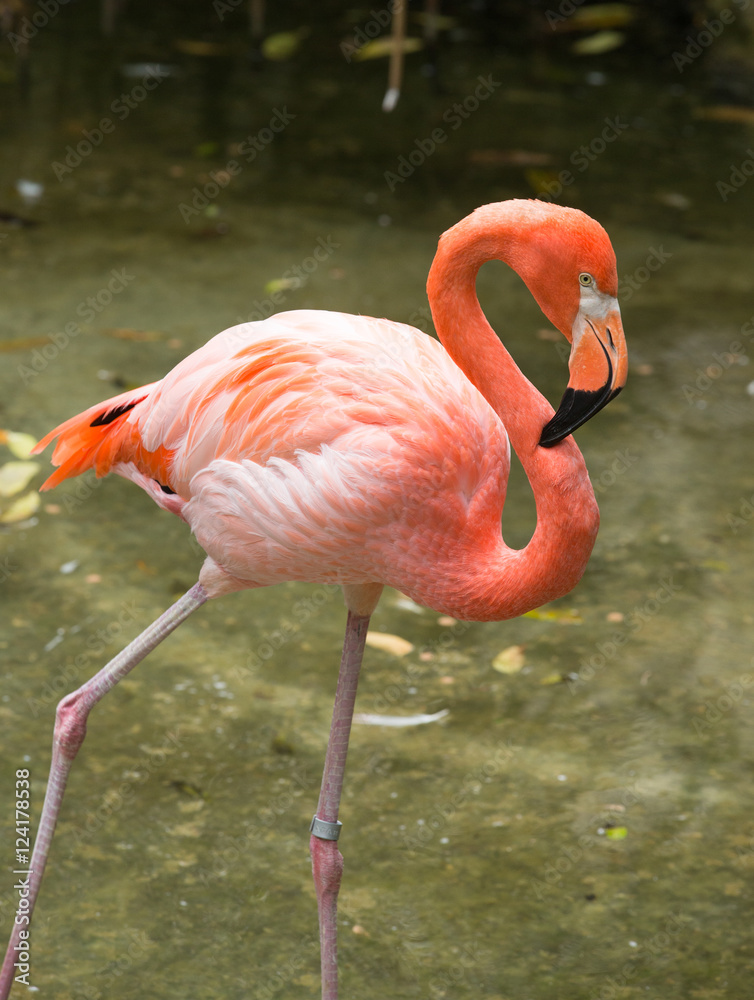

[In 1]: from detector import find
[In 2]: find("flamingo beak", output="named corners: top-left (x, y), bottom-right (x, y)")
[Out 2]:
top-left (539, 306), bottom-right (627, 448)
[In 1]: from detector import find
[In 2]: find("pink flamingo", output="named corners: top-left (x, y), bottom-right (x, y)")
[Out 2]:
top-left (0, 199), bottom-right (626, 1000)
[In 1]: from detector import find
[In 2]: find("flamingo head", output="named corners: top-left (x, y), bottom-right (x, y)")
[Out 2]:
top-left (477, 200), bottom-right (627, 447)
top-left (430, 200), bottom-right (628, 447)
top-left (506, 201), bottom-right (627, 447)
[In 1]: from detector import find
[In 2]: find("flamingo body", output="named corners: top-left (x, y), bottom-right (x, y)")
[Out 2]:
top-left (2, 201), bottom-right (628, 1000)
top-left (38, 310), bottom-right (528, 618)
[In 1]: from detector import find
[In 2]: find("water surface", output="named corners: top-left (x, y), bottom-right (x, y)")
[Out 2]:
top-left (2, 9), bottom-right (754, 998)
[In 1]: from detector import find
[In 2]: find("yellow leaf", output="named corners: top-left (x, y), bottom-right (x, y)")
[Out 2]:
top-left (569, 4), bottom-right (636, 31)
top-left (694, 105), bottom-right (754, 125)
top-left (352, 37), bottom-right (424, 61)
top-left (539, 672), bottom-right (566, 686)
top-left (701, 559), bottom-right (729, 573)
top-left (262, 28), bottom-right (309, 62)
top-left (605, 826), bottom-right (627, 840)
top-left (0, 430), bottom-right (38, 459)
top-left (572, 30), bottom-right (625, 55)
top-left (0, 461), bottom-right (40, 498)
top-left (265, 277), bottom-right (302, 294)
top-left (0, 491), bottom-right (41, 523)
top-left (492, 645), bottom-right (525, 675)
top-left (174, 39), bottom-right (231, 57)
top-left (523, 607), bottom-right (583, 624)
top-left (365, 632), bottom-right (414, 657)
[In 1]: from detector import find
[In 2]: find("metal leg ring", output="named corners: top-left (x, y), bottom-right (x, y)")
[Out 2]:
top-left (310, 815), bottom-right (343, 841)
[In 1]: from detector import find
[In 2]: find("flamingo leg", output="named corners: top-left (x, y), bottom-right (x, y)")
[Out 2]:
top-left (310, 601), bottom-right (376, 1000)
top-left (0, 582), bottom-right (209, 1000)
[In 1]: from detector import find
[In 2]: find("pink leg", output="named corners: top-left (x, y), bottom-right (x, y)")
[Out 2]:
top-left (309, 609), bottom-right (372, 1000)
top-left (0, 582), bottom-right (208, 1000)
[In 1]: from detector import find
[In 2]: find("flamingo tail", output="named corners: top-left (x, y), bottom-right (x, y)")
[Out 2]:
top-left (32, 384), bottom-right (157, 491)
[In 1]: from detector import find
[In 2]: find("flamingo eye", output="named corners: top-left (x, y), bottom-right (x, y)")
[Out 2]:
top-left (579, 273), bottom-right (593, 287)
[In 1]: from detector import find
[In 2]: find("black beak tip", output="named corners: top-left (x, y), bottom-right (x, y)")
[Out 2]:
top-left (539, 385), bottom-right (622, 448)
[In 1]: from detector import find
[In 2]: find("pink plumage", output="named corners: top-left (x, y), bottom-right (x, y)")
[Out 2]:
top-left (3, 200), bottom-right (628, 1000)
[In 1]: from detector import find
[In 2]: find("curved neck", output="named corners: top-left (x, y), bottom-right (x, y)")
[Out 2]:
top-left (426, 212), bottom-right (599, 620)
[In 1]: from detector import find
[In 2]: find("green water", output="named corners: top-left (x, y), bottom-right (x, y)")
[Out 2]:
top-left (2, 6), bottom-right (754, 998)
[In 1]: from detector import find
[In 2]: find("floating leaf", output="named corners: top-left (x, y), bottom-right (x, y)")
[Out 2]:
top-left (0, 461), bottom-right (40, 498)
top-left (524, 607), bottom-right (583, 624)
top-left (365, 631), bottom-right (414, 656)
top-left (353, 37), bottom-right (423, 61)
top-left (0, 491), bottom-right (40, 523)
top-left (265, 277), bottom-right (302, 294)
top-left (539, 672), bottom-right (567, 686)
top-left (0, 336), bottom-right (51, 353)
top-left (572, 30), bottom-right (625, 55)
top-left (701, 559), bottom-right (729, 573)
top-left (492, 645), bottom-right (525, 675)
top-left (174, 39), bottom-right (232, 57)
top-left (694, 105), bottom-right (754, 125)
top-left (354, 709), bottom-right (449, 727)
top-left (566, 3), bottom-right (636, 31)
top-left (0, 430), bottom-right (38, 459)
top-left (605, 826), bottom-right (628, 840)
top-left (262, 28), bottom-right (309, 61)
